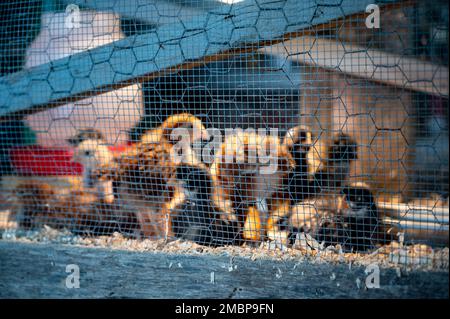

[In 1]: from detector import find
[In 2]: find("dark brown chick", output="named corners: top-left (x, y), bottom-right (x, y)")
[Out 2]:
top-left (164, 162), bottom-right (241, 246)
top-left (312, 133), bottom-right (358, 194)
top-left (101, 113), bottom-right (209, 239)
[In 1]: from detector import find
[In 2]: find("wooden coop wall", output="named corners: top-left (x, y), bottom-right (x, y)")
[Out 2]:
top-left (301, 69), bottom-right (414, 201)
top-left (285, 2), bottom-right (448, 201)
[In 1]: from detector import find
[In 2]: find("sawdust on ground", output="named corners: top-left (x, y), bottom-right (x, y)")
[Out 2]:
top-left (1, 225), bottom-right (448, 273)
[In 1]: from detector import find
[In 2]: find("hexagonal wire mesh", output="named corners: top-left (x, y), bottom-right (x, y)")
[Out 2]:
top-left (0, 0), bottom-right (448, 265)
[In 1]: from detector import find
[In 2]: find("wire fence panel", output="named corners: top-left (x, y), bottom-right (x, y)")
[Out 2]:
top-left (0, 0), bottom-right (448, 270)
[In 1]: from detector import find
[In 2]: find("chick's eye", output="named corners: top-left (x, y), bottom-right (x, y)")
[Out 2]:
top-left (84, 150), bottom-right (92, 156)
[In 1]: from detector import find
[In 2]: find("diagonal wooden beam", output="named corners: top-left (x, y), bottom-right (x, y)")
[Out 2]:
top-left (58, 0), bottom-right (224, 26)
top-left (0, 0), bottom-right (397, 118)
top-left (262, 36), bottom-right (449, 97)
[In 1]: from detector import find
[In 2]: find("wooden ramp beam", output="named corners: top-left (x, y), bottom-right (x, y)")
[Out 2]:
top-left (59, 0), bottom-right (224, 26)
top-left (0, 0), bottom-right (397, 118)
top-left (262, 36), bottom-right (449, 97)
top-left (378, 201), bottom-right (449, 224)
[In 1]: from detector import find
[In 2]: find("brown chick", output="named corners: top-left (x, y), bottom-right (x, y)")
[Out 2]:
top-left (101, 113), bottom-right (210, 239)
top-left (14, 181), bottom-right (133, 236)
top-left (210, 130), bottom-right (295, 243)
top-left (312, 133), bottom-right (358, 194)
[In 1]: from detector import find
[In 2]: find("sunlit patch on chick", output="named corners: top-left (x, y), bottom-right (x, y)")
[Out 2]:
top-left (167, 162), bottom-right (241, 246)
top-left (266, 199), bottom-right (292, 245)
top-left (211, 130), bottom-right (295, 242)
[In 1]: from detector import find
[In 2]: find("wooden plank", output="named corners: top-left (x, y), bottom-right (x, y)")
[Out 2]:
top-left (0, 241), bottom-right (448, 298)
top-left (383, 217), bottom-right (449, 245)
top-left (262, 36), bottom-right (449, 96)
top-left (378, 201), bottom-right (449, 224)
top-left (59, 0), bottom-right (224, 26)
top-left (0, 0), bottom-right (397, 118)
top-left (384, 217), bottom-right (449, 232)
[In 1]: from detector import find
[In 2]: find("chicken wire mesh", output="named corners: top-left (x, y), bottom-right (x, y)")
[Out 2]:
top-left (0, 0), bottom-right (448, 266)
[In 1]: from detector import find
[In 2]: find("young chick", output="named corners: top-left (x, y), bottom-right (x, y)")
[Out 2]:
top-left (312, 133), bottom-right (358, 194)
top-left (102, 113), bottom-right (209, 239)
top-left (68, 129), bottom-right (141, 235)
top-left (279, 196), bottom-right (338, 247)
top-left (265, 125), bottom-right (314, 243)
top-left (316, 183), bottom-right (381, 252)
top-left (167, 162), bottom-right (241, 246)
top-left (14, 182), bottom-right (56, 230)
top-left (71, 136), bottom-right (115, 204)
top-left (210, 131), bottom-right (295, 242)
top-left (14, 181), bottom-right (130, 236)
top-left (282, 125), bottom-right (315, 204)
top-left (267, 132), bottom-right (358, 244)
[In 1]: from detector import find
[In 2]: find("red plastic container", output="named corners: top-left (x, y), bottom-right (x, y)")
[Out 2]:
top-left (9, 145), bottom-right (128, 176)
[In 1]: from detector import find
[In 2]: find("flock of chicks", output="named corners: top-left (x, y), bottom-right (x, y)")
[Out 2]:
top-left (13, 113), bottom-right (389, 252)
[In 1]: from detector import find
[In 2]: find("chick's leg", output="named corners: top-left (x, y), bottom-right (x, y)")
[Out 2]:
top-left (243, 206), bottom-right (262, 242)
